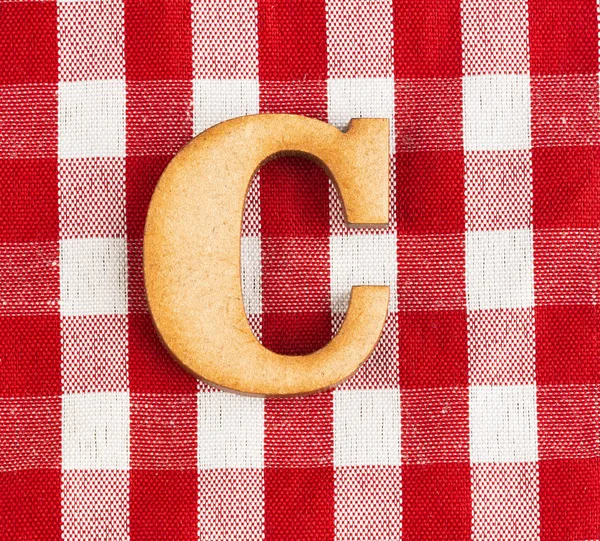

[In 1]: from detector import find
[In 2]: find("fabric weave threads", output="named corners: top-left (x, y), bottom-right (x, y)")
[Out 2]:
top-left (1, 1), bottom-right (599, 540)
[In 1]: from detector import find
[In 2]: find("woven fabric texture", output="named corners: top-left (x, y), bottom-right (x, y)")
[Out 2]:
top-left (1, 0), bottom-right (599, 539)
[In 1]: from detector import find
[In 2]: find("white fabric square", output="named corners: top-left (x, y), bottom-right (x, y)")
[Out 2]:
top-left (470, 385), bottom-right (538, 463)
top-left (463, 75), bottom-right (531, 151)
top-left (334, 389), bottom-right (401, 467)
top-left (466, 229), bottom-right (534, 311)
top-left (59, 80), bottom-right (126, 158)
top-left (193, 79), bottom-right (259, 136)
top-left (62, 392), bottom-right (129, 470)
top-left (241, 236), bottom-right (261, 316)
top-left (330, 233), bottom-right (397, 314)
top-left (60, 238), bottom-right (128, 316)
top-left (62, 470), bottom-right (129, 541)
top-left (198, 392), bottom-right (264, 469)
top-left (328, 77), bottom-right (395, 151)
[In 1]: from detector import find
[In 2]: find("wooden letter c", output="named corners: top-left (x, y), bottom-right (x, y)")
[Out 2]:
top-left (144, 114), bottom-right (390, 396)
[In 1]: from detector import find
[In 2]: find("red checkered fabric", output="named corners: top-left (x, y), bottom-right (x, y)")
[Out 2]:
top-left (1, 1), bottom-right (599, 539)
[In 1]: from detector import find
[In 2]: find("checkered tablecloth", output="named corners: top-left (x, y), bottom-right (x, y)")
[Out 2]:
top-left (1, 1), bottom-right (599, 539)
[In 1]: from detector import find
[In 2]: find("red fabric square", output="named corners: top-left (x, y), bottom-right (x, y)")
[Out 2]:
top-left (130, 469), bottom-right (197, 541)
top-left (399, 309), bottom-right (468, 388)
top-left (0, 3), bottom-right (58, 85)
top-left (0, 397), bottom-right (61, 471)
top-left (533, 146), bottom-right (600, 229)
top-left (397, 151), bottom-right (465, 234)
top-left (0, 315), bottom-right (61, 396)
top-left (393, 0), bottom-right (462, 78)
top-left (260, 156), bottom-right (332, 358)
top-left (130, 394), bottom-right (197, 469)
top-left (530, 74), bottom-right (600, 147)
top-left (529, 0), bottom-right (598, 75)
top-left (124, 0), bottom-right (192, 80)
top-left (538, 385), bottom-right (600, 460)
top-left (536, 305), bottom-right (599, 385)
top-left (128, 312), bottom-right (198, 394)
top-left (126, 155), bottom-right (172, 239)
top-left (258, 0), bottom-right (327, 81)
top-left (395, 78), bottom-right (463, 152)
top-left (265, 393), bottom-right (333, 468)
top-left (0, 470), bottom-right (61, 541)
top-left (540, 458), bottom-right (600, 540)
top-left (260, 158), bottom-right (331, 237)
top-left (262, 311), bottom-right (332, 356)
top-left (126, 80), bottom-right (193, 156)
top-left (0, 85), bottom-right (58, 159)
top-left (0, 242), bottom-right (59, 316)
top-left (265, 467), bottom-right (334, 541)
top-left (401, 387), bottom-right (470, 464)
top-left (398, 233), bottom-right (466, 311)
top-left (534, 229), bottom-right (598, 306)
top-left (259, 80), bottom-right (328, 119)
top-left (402, 463), bottom-right (472, 541)
top-left (0, 159), bottom-right (58, 243)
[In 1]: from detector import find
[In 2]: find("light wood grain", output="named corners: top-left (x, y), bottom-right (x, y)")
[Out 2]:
top-left (144, 114), bottom-right (390, 396)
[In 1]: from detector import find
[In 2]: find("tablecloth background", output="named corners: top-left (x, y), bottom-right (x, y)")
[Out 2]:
top-left (1, 0), bottom-right (599, 539)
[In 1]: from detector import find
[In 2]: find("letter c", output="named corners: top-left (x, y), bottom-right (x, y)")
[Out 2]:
top-left (144, 114), bottom-right (389, 396)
